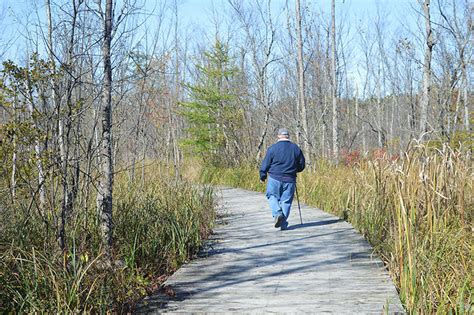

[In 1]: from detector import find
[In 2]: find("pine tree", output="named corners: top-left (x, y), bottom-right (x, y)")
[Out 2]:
top-left (180, 40), bottom-right (241, 166)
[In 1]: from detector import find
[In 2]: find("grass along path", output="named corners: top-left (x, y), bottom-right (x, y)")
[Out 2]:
top-left (197, 144), bottom-right (472, 313)
top-left (0, 169), bottom-right (216, 312)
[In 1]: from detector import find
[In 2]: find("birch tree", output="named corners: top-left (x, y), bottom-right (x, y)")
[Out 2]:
top-left (97, 0), bottom-right (114, 262)
top-left (420, 0), bottom-right (434, 134)
top-left (331, 0), bottom-right (339, 159)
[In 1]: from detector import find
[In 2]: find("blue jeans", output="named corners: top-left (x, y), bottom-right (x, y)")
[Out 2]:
top-left (265, 177), bottom-right (296, 228)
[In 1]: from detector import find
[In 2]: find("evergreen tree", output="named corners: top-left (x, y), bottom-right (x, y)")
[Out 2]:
top-left (180, 40), bottom-right (242, 166)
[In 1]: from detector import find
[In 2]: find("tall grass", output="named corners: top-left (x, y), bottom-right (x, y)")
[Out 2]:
top-left (198, 143), bottom-right (472, 313)
top-left (0, 165), bottom-right (215, 312)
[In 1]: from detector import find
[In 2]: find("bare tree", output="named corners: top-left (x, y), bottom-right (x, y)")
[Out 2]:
top-left (331, 0), bottom-right (339, 159)
top-left (97, 0), bottom-right (114, 262)
top-left (228, 0), bottom-right (277, 161)
top-left (420, 0), bottom-right (434, 134)
top-left (438, 0), bottom-right (472, 132)
top-left (295, 0), bottom-right (310, 161)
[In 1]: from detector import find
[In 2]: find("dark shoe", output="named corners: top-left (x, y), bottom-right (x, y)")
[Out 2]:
top-left (274, 215), bottom-right (284, 228)
top-left (280, 221), bottom-right (289, 231)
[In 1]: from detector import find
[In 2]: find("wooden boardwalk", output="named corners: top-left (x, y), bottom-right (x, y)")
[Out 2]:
top-left (137, 187), bottom-right (405, 314)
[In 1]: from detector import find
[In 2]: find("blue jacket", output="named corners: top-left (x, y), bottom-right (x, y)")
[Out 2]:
top-left (259, 140), bottom-right (306, 183)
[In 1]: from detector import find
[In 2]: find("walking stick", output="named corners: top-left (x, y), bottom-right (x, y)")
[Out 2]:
top-left (295, 183), bottom-right (303, 225)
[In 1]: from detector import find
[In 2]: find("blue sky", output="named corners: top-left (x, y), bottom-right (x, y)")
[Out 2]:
top-left (1, 1), bottom-right (417, 46)
top-left (0, 0), bottom-right (420, 84)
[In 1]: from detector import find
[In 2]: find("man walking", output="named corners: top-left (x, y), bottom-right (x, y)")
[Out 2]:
top-left (259, 128), bottom-right (305, 230)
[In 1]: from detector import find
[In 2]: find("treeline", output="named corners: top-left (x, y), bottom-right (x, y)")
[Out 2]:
top-left (1, 0), bottom-right (471, 198)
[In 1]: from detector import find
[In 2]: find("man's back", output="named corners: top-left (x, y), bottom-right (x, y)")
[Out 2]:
top-left (259, 140), bottom-right (305, 183)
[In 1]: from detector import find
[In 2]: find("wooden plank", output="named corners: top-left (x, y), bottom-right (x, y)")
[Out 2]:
top-left (137, 187), bottom-right (405, 314)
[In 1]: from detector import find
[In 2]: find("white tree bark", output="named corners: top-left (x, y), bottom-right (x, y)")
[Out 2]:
top-left (420, 0), bottom-right (434, 134)
top-left (331, 0), bottom-right (339, 159)
top-left (172, 0), bottom-right (181, 178)
top-left (462, 66), bottom-right (469, 131)
top-left (97, 0), bottom-right (114, 261)
top-left (26, 81), bottom-right (46, 208)
top-left (11, 97), bottom-right (17, 200)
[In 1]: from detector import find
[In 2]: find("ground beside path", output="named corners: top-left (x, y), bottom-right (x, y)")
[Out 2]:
top-left (137, 187), bottom-right (405, 314)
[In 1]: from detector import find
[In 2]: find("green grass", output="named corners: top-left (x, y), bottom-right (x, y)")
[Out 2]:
top-left (0, 164), bottom-right (216, 312)
top-left (196, 143), bottom-right (473, 313)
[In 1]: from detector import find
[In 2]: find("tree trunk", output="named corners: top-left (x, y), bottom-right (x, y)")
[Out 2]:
top-left (173, 0), bottom-right (181, 178)
top-left (255, 105), bottom-right (270, 161)
top-left (11, 148), bottom-right (16, 200)
top-left (25, 71), bottom-right (46, 210)
top-left (46, 0), bottom-right (68, 251)
top-left (97, 0), bottom-right (114, 262)
top-left (11, 97), bottom-right (17, 200)
top-left (255, 61), bottom-right (270, 161)
top-left (462, 64), bottom-right (469, 131)
top-left (376, 70), bottom-right (384, 148)
top-left (295, 0), bottom-right (310, 161)
top-left (390, 96), bottom-right (396, 149)
top-left (331, 0), bottom-right (339, 161)
top-left (322, 94), bottom-right (327, 158)
top-left (355, 84), bottom-right (360, 152)
top-left (420, 0), bottom-right (434, 134)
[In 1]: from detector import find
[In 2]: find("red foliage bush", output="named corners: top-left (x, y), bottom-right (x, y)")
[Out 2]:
top-left (340, 149), bottom-right (361, 166)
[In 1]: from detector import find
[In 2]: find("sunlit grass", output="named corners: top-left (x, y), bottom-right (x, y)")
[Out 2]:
top-left (197, 143), bottom-right (473, 313)
top-left (0, 163), bottom-right (215, 312)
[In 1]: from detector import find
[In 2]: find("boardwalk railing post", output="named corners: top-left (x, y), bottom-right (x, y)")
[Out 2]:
top-left (296, 183), bottom-right (303, 225)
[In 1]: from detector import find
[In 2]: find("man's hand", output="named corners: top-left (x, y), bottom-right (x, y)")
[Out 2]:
top-left (260, 179), bottom-right (266, 184)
